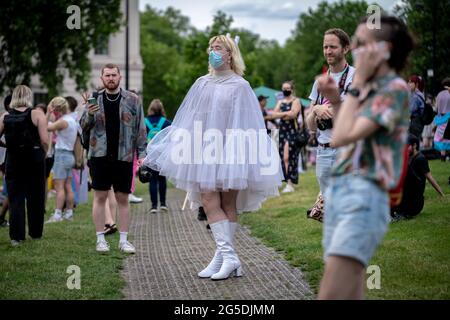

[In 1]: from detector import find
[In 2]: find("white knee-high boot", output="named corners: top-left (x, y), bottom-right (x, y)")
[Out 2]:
top-left (197, 220), bottom-right (240, 278)
top-left (198, 250), bottom-right (222, 278)
top-left (210, 220), bottom-right (242, 281)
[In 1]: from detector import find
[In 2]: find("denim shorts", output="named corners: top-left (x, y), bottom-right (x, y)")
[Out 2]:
top-left (323, 174), bottom-right (390, 267)
top-left (53, 149), bottom-right (75, 180)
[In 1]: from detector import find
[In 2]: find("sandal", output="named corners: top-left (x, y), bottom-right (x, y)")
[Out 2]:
top-left (104, 223), bottom-right (118, 235)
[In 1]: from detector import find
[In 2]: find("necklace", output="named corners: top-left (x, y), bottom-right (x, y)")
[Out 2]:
top-left (105, 90), bottom-right (121, 102)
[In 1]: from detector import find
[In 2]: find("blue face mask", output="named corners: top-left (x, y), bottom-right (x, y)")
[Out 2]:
top-left (209, 50), bottom-right (224, 69)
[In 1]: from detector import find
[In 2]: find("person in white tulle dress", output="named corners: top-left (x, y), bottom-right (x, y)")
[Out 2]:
top-left (143, 34), bottom-right (283, 280)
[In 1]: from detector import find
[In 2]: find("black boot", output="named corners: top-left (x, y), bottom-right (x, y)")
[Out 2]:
top-left (197, 206), bottom-right (207, 221)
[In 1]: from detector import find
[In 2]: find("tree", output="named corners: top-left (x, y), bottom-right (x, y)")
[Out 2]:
top-left (284, 0), bottom-right (370, 97)
top-left (395, 0), bottom-right (450, 95)
top-left (0, 0), bottom-right (122, 96)
top-left (140, 5), bottom-right (194, 118)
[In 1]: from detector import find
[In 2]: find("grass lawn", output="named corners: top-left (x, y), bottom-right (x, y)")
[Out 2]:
top-left (0, 162), bottom-right (448, 299)
top-left (240, 160), bottom-right (450, 299)
top-left (0, 181), bottom-right (149, 300)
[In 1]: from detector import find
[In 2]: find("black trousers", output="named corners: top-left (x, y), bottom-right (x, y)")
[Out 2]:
top-left (392, 191), bottom-right (424, 218)
top-left (6, 149), bottom-right (46, 241)
top-left (149, 169), bottom-right (166, 208)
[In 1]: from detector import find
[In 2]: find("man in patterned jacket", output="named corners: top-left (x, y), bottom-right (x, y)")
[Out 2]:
top-left (80, 63), bottom-right (147, 254)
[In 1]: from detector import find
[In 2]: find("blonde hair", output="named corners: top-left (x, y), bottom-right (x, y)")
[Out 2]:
top-left (282, 80), bottom-right (297, 97)
top-left (147, 99), bottom-right (166, 116)
top-left (10, 85), bottom-right (33, 109)
top-left (207, 35), bottom-right (246, 76)
top-left (49, 97), bottom-right (69, 114)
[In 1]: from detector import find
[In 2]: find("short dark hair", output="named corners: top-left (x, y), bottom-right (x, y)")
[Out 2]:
top-left (407, 134), bottom-right (420, 150)
top-left (101, 63), bottom-right (121, 75)
top-left (442, 77), bottom-right (450, 87)
top-left (324, 28), bottom-right (351, 48)
top-left (65, 96), bottom-right (78, 112)
top-left (359, 15), bottom-right (415, 72)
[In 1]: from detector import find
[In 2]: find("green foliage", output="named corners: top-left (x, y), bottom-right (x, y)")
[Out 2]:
top-left (0, 0), bottom-right (122, 96)
top-left (140, 0), bottom-right (444, 118)
top-left (140, 1), bottom-right (374, 117)
top-left (395, 0), bottom-right (450, 95)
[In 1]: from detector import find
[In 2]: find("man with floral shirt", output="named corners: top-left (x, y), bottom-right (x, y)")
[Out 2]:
top-left (80, 63), bottom-right (147, 254)
top-left (314, 16), bottom-right (415, 299)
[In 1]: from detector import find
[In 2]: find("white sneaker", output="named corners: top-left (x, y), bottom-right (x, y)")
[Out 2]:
top-left (119, 241), bottom-right (136, 254)
top-left (160, 205), bottom-right (168, 212)
top-left (96, 240), bottom-right (110, 252)
top-left (149, 208), bottom-right (157, 214)
top-left (11, 240), bottom-right (21, 247)
top-left (128, 194), bottom-right (143, 203)
top-left (46, 214), bottom-right (63, 223)
top-left (63, 212), bottom-right (73, 221)
top-left (282, 184), bottom-right (295, 193)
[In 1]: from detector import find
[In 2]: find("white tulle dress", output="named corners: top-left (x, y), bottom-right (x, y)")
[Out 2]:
top-left (143, 70), bottom-right (283, 213)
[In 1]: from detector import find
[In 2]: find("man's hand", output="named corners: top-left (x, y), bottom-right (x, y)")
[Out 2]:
top-left (314, 104), bottom-right (333, 120)
top-left (87, 104), bottom-right (100, 115)
top-left (316, 75), bottom-right (340, 105)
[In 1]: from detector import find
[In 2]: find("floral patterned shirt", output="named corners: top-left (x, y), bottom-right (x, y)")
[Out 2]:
top-left (332, 73), bottom-right (410, 190)
top-left (80, 89), bottom-right (147, 162)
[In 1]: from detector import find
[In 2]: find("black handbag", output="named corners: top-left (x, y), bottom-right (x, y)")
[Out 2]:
top-left (138, 165), bottom-right (153, 183)
top-left (294, 103), bottom-right (310, 148)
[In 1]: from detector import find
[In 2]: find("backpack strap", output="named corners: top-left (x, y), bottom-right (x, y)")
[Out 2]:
top-left (154, 117), bottom-right (166, 131)
top-left (144, 118), bottom-right (152, 131)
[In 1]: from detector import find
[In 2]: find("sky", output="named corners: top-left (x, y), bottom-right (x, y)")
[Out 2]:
top-left (140, 0), bottom-right (401, 45)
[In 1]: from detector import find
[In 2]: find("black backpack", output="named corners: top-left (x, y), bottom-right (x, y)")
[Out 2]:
top-left (418, 95), bottom-right (436, 125)
top-left (3, 108), bottom-right (40, 152)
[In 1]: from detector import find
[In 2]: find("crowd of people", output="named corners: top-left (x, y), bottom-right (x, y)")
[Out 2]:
top-left (0, 13), bottom-right (448, 300)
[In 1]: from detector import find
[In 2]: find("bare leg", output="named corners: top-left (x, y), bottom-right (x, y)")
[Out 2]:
top-left (104, 189), bottom-right (117, 225)
top-left (64, 177), bottom-right (74, 210)
top-left (115, 192), bottom-right (130, 232)
top-left (201, 192), bottom-right (227, 224)
top-left (54, 179), bottom-right (66, 210)
top-left (92, 190), bottom-right (108, 232)
top-left (220, 190), bottom-right (239, 222)
top-left (318, 255), bottom-right (366, 300)
top-left (283, 141), bottom-right (290, 179)
top-left (0, 197), bottom-right (9, 221)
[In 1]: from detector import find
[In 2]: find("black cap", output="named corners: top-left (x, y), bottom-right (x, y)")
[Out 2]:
top-left (258, 95), bottom-right (269, 101)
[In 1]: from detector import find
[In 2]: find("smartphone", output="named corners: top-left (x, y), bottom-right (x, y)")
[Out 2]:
top-left (88, 97), bottom-right (97, 105)
top-left (376, 41), bottom-right (390, 60)
top-left (352, 41), bottom-right (391, 62)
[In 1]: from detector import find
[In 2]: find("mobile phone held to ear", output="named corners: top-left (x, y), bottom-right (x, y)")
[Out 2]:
top-left (376, 41), bottom-right (390, 60)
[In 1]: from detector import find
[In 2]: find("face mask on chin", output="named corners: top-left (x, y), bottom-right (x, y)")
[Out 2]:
top-left (209, 50), bottom-right (225, 69)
